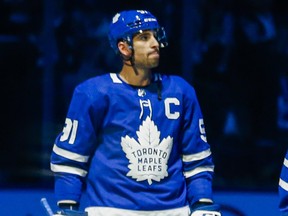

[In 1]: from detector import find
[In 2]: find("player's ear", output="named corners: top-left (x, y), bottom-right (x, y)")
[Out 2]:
top-left (118, 41), bottom-right (132, 58)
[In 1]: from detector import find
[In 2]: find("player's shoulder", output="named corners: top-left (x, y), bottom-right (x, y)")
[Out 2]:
top-left (76, 73), bottom-right (120, 91)
top-left (161, 74), bottom-right (195, 91)
top-left (160, 74), bottom-right (198, 101)
top-left (161, 74), bottom-right (189, 84)
top-left (172, 75), bottom-right (189, 84)
top-left (78, 73), bottom-right (113, 85)
top-left (69, 73), bottom-right (120, 102)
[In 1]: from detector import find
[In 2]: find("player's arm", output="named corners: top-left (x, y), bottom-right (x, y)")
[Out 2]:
top-left (183, 115), bottom-right (221, 215)
top-left (180, 82), bottom-right (221, 215)
top-left (50, 85), bottom-right (106, 209)
top-left (279, 150), bottom-right (288, 215)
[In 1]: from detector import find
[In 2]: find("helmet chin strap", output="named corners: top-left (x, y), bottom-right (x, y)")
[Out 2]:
top-left (121, 41), bottom-right (139, 75)
top-left (130, 59), bottom-right (141, 77)
top-left (129, 48), bottom-right (139, 75)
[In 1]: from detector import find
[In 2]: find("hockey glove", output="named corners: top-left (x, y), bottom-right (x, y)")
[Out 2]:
top-left (54, 203), bottom-right (88, 216)
top-left (190, 202), bottom-right (221, 216)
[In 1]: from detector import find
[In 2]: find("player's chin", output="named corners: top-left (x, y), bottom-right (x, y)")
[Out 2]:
top-left (148, 58), bottom-right (160, 67)
top-left (149, 61), bottom-right (159, 68)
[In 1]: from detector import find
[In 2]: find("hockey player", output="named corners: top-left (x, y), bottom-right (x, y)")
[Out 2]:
top-left (50, 10), bottom-right (221, 216)
top-left (279, 150), bottom-right (288, 215)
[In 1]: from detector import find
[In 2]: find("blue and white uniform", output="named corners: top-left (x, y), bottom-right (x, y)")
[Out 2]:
top-left (50, 73), bottom-right (215, 216)
top-left (279, 150), bottom-right (288, 215)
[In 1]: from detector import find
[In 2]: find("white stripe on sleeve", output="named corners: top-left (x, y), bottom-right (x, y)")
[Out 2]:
top-left (53, 144), bottom-right (89, 163)
top-left (183, 166), bottom-right (214, 178)
top-left (50, 163), bottom-right (87, 177)
top-left (284, 158), bottom-right (288, 168)
top-left (280, 178), bottom-right (288, 192)
top-left (182, 149), bottom-right (211, 162)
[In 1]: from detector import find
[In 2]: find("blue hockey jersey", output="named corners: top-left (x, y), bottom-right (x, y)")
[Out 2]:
top-left (50, 73), bottom-right (215, 214)
top-left (279, 150), bottom-right (288, 214)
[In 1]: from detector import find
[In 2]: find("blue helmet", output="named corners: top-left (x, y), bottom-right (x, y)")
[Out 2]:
top-left (108, 10), bottom-right (168, 54)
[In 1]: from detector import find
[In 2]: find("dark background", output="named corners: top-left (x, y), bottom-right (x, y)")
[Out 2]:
top-left (1, 0), bottom-right (288, 194)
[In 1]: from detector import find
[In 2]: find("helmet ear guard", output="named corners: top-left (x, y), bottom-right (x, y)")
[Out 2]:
top-left (116, 37), bottom-right (133, 61)
top-left (108, 10), bottom-right (168, 54)
top-left (155, 27), bottom-right (168, 48)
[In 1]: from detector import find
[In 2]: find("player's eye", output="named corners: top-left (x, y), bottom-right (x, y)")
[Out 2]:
top-left (138, 34), bottom-right (149, 41)
top-left (134, 30), bottom-right (154, 41)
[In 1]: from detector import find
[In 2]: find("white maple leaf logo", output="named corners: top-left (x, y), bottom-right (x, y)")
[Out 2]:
top-left (121, 116), bottom-right (173, 185)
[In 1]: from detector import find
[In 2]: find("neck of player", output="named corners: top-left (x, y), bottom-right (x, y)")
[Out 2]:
top-left (119, 63), bottom-right (152, 87)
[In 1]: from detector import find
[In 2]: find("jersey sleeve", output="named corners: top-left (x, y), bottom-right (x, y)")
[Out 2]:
top-left (50, 81), bottom-right (107, 204)
top-left (279, 150), bottom-right (288, 213)
top-left (179, 79), bottom-right (214, 206)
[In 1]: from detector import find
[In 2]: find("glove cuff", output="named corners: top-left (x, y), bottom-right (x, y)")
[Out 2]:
top-left (191, 201), bottom-right (217, 210)
top-left (58, 202), bottom-right (79, 211)
top-left (190, 201), bottom-right (221, 215)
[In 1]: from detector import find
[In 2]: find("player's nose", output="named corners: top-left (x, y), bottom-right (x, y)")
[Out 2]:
top-left (150, 35), bottom-right (160, 48)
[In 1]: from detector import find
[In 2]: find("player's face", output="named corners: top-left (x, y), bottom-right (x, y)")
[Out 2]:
top-left (132, 30), bottom-right (160, 69)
